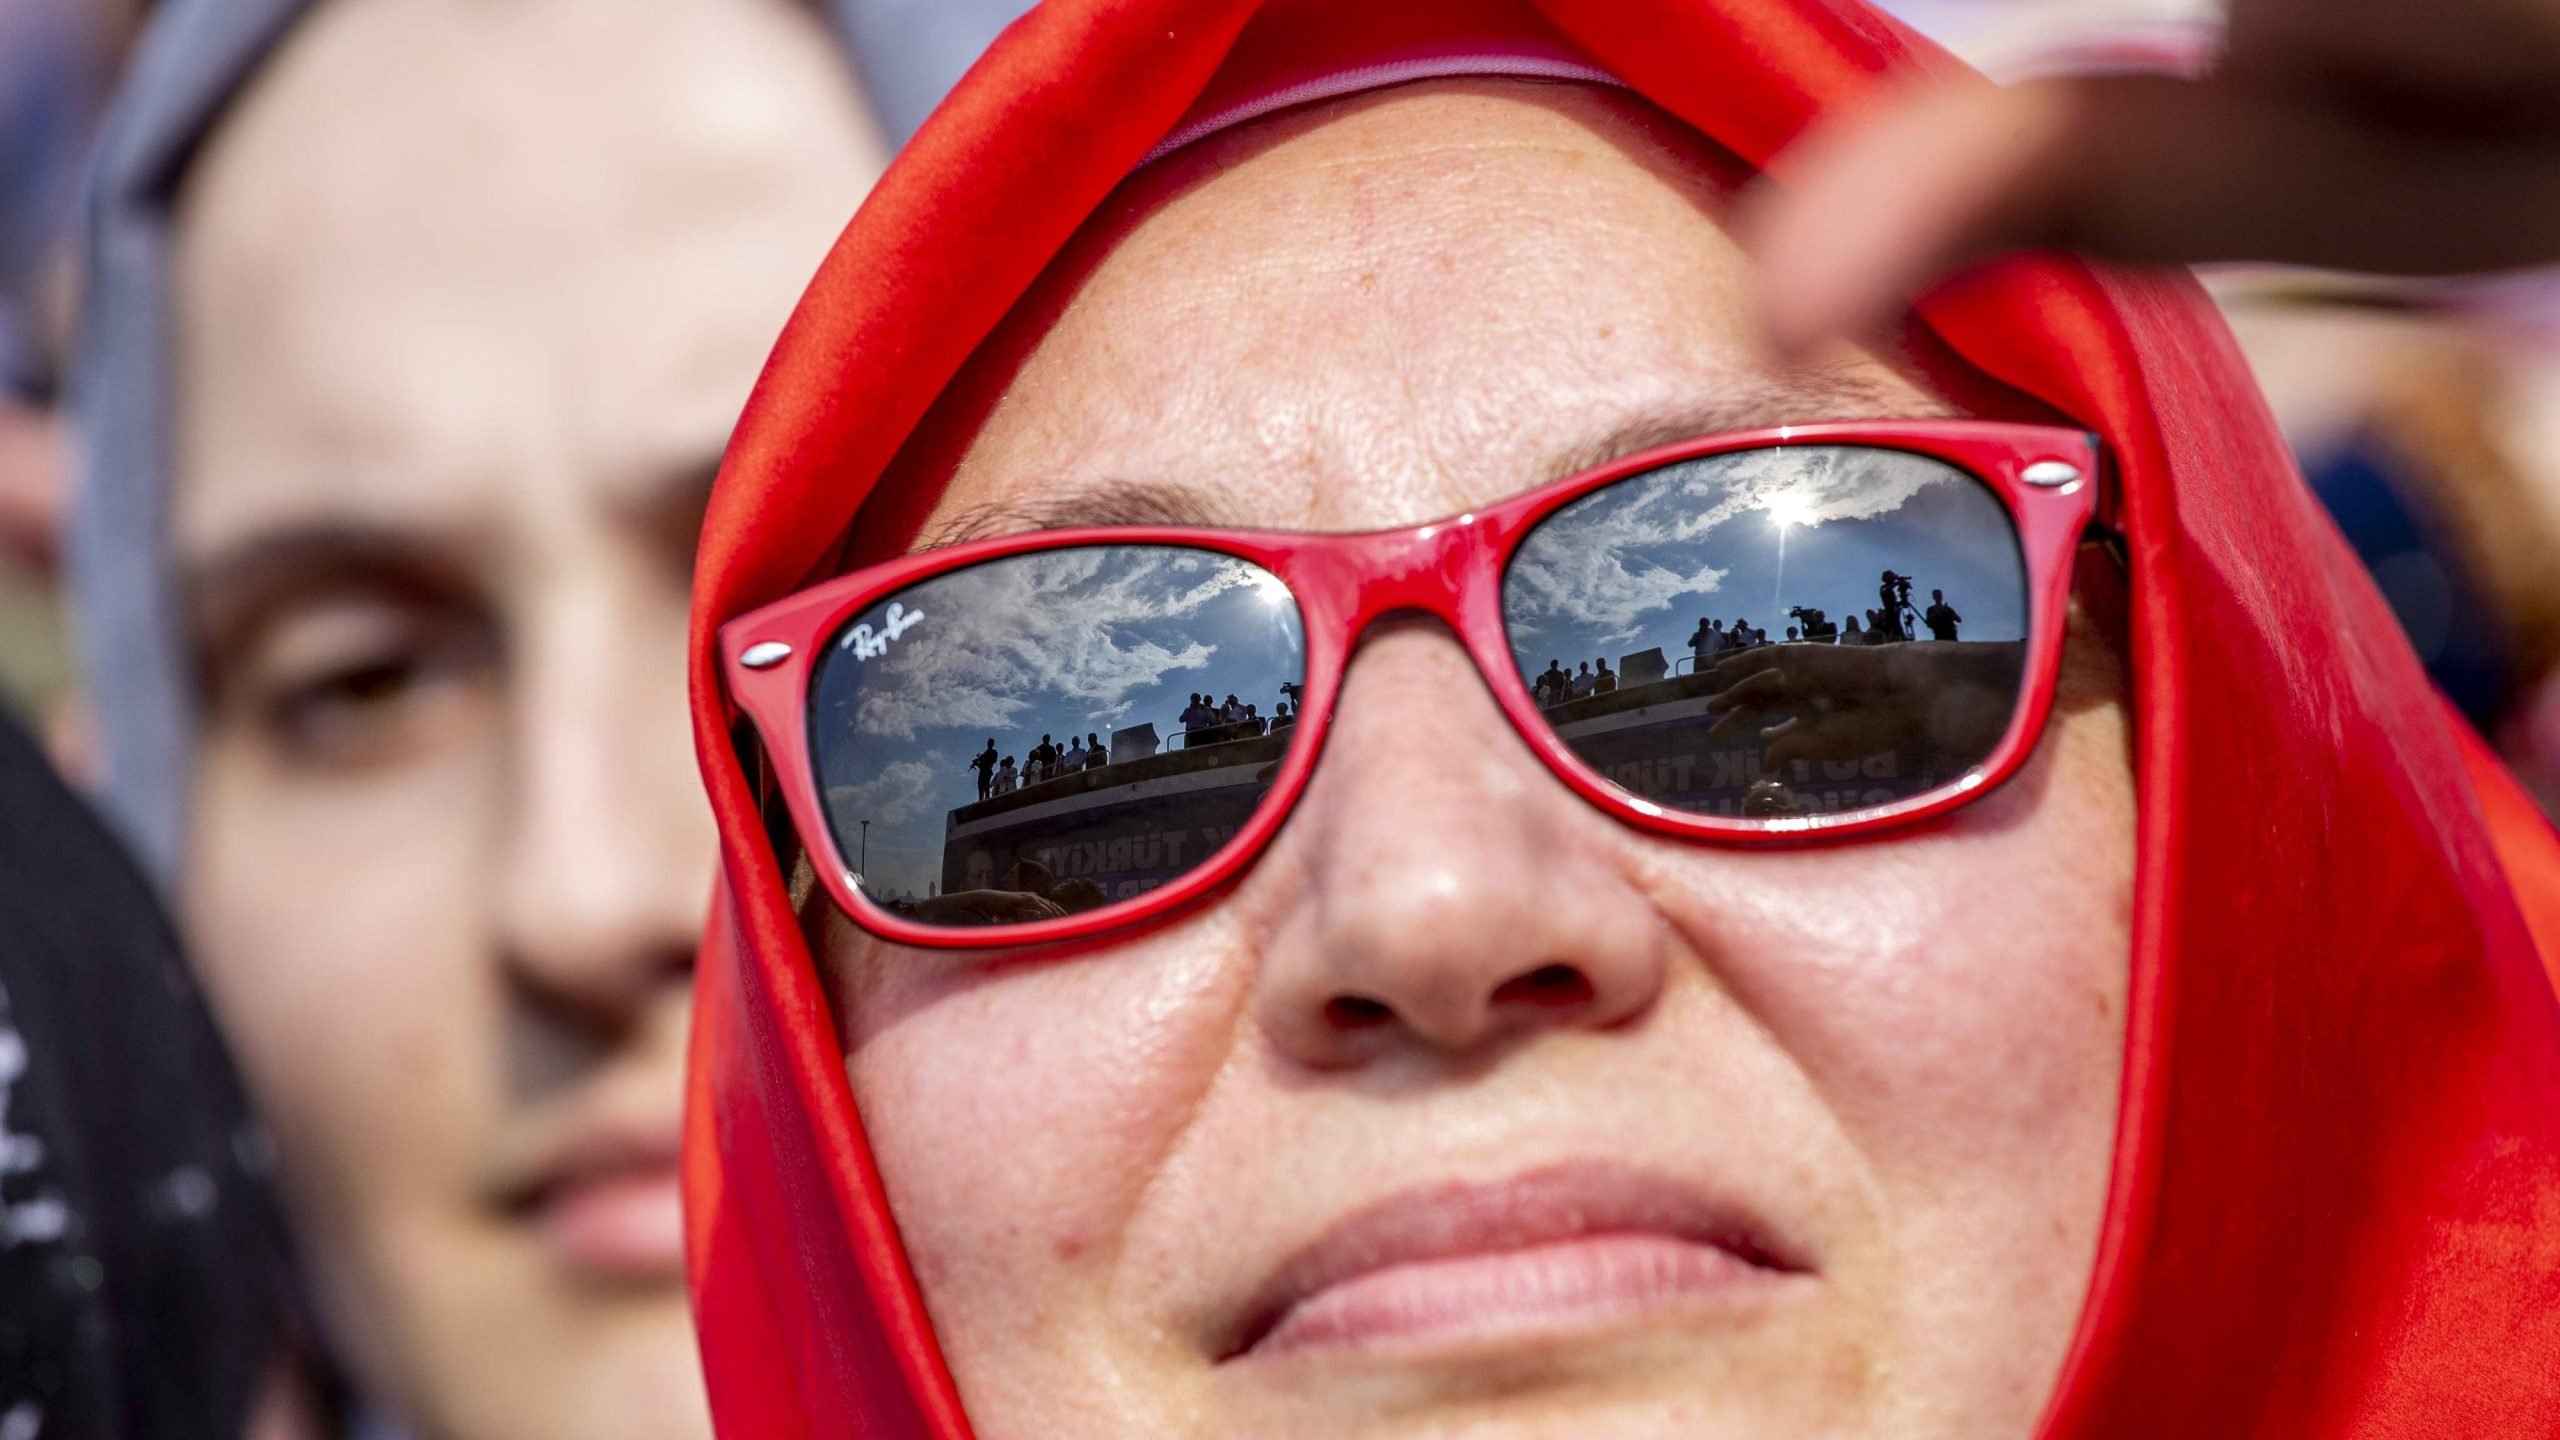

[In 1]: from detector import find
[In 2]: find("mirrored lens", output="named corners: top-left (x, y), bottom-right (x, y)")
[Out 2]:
top-left (806, 545), bottom-right (1308, 927)
top-left (1504, 446), bottom-right (2029, 823)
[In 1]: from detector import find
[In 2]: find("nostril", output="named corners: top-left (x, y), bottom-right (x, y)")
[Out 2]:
top-left (1325, 994), bottom-right (1395, 1029)
top-left (1493, 963), bottom-right (1593, 1010)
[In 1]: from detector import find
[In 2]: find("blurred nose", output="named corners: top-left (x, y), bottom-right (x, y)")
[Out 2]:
top-left (1253, 621), bottom-right (1668, 1068)
top-left (495, 569), bottom-right (710, 1028)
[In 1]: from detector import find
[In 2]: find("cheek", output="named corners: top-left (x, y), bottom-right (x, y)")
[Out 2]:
top-left (1647, 700), bottom-right (2134, 1179)
top-left (844, 919), bottom-right (1250, 1324)
top-left (183, 742), bottom-right (509, 1361)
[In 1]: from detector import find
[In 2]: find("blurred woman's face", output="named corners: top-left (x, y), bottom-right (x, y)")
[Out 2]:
top-left (169, 3), bottom-right (880, 1436)
top-left (815, 83), bottom-right (2136, 1440)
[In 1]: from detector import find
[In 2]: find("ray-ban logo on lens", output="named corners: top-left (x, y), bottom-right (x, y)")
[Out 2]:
top-left (844, 602), bottom-right (925, 661)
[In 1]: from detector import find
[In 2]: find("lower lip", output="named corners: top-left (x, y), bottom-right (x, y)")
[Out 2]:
top-left (535, 1167), bottom-right (687, 1283)
top-left (1247, 1233), bottom-right (1777, 1359)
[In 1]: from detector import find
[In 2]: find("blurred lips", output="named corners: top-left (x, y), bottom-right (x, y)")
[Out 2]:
top-left (1227, 1161), bottom-right (1807, 1362)
top-left (501, 1112), bottom-right (687, 1284)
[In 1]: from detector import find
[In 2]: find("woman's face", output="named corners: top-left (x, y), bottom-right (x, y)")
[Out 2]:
top-left (815, 83), bottom-right (2136, 1440)
top-left (169, 2), bottom-right (881, 1437)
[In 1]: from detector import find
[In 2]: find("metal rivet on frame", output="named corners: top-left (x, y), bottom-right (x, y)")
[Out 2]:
top-left (2021, 460), bottom-right (2084, 488)
top-left (740, 641), bottom-right (794, 670)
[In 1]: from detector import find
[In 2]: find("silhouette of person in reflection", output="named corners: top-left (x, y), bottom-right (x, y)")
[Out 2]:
top-left (1085, 732), bottom-right (1109, 770)
top-left (1879, 570), bottom-right (1914, 639)
top-left (1062, 735), bottom-right (1089, 772)
top-left (1537, 659), bottom-right (1569, 706)
top-left (1925, 588), bottom-right (1962, 642)
top-left (992, 756), bottom-right (1018, 794)
top-left (1688, 617), bottom-right (1723, 666)
top-left (970, 739), bottom-right (999, 799)
top-left (1569, 661), bottom-right (1596, 699)
top-left (1594, 658), bottom-right (1617, 695)
top-left (1843, 615), bottom-right (1865, 645)
top-left (1181, 693), bottom-right (1213, 740)
top-left (1270, 702), bottom-right (1295, 732)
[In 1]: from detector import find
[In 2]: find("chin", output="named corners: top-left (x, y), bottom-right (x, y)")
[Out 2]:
top-left (975, 1327), bottom-right (1866, 1440)
top-left (438, 1290), bottom-right (709, 1440)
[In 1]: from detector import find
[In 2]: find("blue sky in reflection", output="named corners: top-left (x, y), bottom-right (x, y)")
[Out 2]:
top-left (810, 546), bottom-right (1305, 898)
top-left (1505, 446), bottom-right (2027, 678)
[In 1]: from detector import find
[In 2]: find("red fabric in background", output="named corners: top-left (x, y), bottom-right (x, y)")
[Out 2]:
top-left (682, 2), bottom-right (2560, 1435)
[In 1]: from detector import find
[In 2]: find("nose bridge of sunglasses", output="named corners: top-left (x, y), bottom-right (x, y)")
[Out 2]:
top-left (1286, 510), bottom-right (1499, 635)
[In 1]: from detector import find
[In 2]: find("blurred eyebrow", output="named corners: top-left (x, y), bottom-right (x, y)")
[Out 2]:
top-left (1541, 374), bottom-right (1961, 482)
top-left (184, 522), bottom-right (477, 655)
top-left (915, 478), bottom-right (1252, 550)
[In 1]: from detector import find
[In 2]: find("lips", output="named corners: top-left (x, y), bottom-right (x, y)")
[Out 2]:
top-left (1226, 1161), bottom-right (1808, 1361)
top-left (499, 1113), bottom-right (688, 1284)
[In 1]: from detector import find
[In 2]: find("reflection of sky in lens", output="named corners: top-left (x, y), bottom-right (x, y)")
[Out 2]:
top-left (1505, 447), bottom-right (2025, 674)
top-left (808, 546), bottom-right (1305, 899)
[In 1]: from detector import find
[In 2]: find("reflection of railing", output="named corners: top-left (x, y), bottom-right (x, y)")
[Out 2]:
top-left (1669, 644), bottom-right (1775, 677)
top-left (955, 726), bottom-right (1294, 826)
top-left (1172, 716), bottom-right (1280, 749)
top-left (1170, 707), bottom-right (1304, 748)
top-left (983, 707), bottom-right (1296, 797)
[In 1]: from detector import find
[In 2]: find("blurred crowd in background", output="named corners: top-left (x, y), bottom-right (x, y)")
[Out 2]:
top-left (3, 0), bottom-right (2557, 1438)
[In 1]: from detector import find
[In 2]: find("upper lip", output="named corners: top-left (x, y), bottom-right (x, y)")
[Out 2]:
top-left (1223, 1159), bottom-right (1809, 1359)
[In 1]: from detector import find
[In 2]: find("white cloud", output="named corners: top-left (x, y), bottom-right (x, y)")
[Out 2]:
top-left (839, 549), bottom-right (1282, 740)
top-left (824, 758), bottom-right (940, 826)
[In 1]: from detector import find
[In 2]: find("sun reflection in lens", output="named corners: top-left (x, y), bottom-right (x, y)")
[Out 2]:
top-left (1250, 570), bottom-right (1293, 607)
top-left (1765, 488), bottom-right (1818, 530)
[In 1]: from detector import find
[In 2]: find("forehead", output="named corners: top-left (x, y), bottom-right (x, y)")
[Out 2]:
top-left (905, 80), bottom-right (1949, 549)
top-left (169, 0), bottom-right (878, 559)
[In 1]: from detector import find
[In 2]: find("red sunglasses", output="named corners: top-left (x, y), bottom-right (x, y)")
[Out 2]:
top-left (722, 419), bottom-right (2109, 951)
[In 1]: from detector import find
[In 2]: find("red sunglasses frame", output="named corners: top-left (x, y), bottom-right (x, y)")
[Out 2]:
top-left (721, 419), bottom-right (2107, 951)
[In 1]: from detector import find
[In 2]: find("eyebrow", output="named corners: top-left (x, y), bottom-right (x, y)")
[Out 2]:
top-left (915, 478), bottom-right (1259, 550)
top-left (914, 370), bottom-right (1961, 550)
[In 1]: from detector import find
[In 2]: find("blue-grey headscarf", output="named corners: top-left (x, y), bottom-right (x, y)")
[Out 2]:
top-left (68, 0), bottom-right (1035, 885)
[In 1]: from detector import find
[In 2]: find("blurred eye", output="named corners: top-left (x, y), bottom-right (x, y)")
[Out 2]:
top-left (210, 597), bottom-right (497, 772)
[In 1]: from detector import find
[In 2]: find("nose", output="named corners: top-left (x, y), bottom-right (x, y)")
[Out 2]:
top-left (1252, 620), bottom-right (1669, 1068)
top-left (494, 573), bottom-right (710, 1029)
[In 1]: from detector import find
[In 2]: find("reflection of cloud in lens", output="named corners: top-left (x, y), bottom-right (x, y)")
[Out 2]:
top-left (824, 757), bottom-right (939, 826)
top-left (851, 549), bottom-right (1276, 740)
top-left (1509, 447), bottom-right (1954, 641)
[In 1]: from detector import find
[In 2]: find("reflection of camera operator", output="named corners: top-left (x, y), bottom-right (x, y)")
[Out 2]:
top-left (1878, 570), bottom-right (1913, 638)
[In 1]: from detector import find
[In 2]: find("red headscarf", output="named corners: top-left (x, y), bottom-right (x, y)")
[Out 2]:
top-left (682, 2), bottom-right (2560, 1435)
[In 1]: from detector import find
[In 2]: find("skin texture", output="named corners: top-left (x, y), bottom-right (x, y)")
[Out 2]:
top-left (814, 83), bottom-right (2135, 1440)
top-left (169, 3), bottom-right (882, 1437)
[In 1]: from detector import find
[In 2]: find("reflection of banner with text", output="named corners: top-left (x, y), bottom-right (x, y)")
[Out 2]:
top-left (944, 760), bottom-right (1270, 901)
top-left (1559, 713), bottom-right (1929, 818)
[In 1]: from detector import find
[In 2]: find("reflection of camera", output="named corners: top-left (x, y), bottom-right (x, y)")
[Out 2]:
top-left (1278, 680), bottom-right (1304, 704)
top-left (1787, 604), bottom-right (1816, 622)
